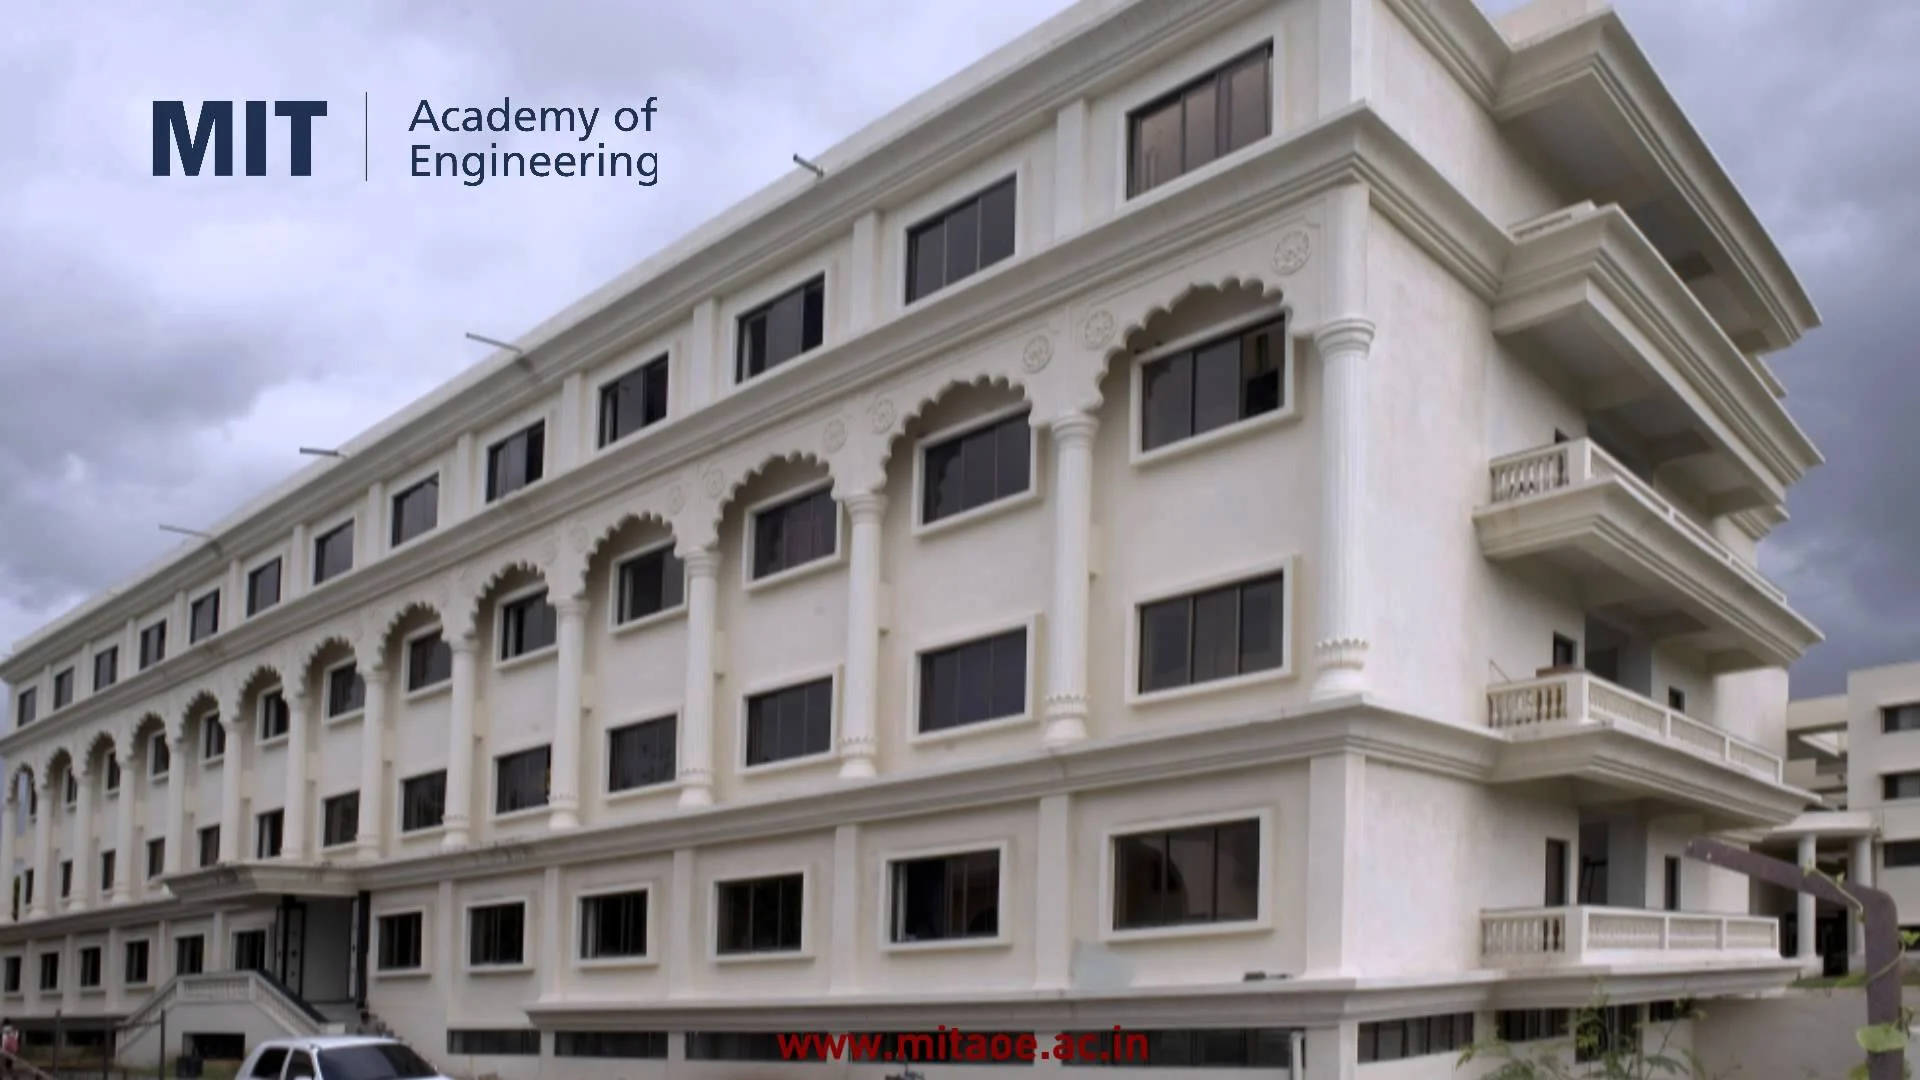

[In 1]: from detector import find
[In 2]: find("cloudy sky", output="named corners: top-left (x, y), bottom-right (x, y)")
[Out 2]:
top-left (0, 0), bottom-right (1912, 699)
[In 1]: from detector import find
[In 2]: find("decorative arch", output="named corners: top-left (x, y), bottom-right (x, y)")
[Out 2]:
top-left (294, 631), bottom-right (360, 690)
top-left (1087, 276), bottom-right (1292, 403)
top-left (125, 711), bottom-right (168, 767)
top-left (869, 373), bottom-right (1035, 484)
top-left (457, 553), bottom-right (553, 640)
top-left (557, 501), bottom-right (679, 600)
top-left (79, 728), bottom-right (118, 775)
top-left (375, 598), bottom-right (445, 660)
top-left (8, 760), bottom-right (36, 805)
top-left (37, 745), bottom-right (73, 792)
top-left (680, 446), bottom-right (834, 552)
top-left (234, 661), bottom-right (285, 706)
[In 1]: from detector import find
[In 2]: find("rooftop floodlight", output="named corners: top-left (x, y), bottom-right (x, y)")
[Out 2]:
top-left (297, 447), bottom-right (346, 458)
top-left (465, 331), bottom-right (533, 372)
top-left (792, 153), bottom-right (825, 178)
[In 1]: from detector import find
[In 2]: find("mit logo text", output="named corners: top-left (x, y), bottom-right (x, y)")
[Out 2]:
top-left (152, 100), bottom-right (328, 177)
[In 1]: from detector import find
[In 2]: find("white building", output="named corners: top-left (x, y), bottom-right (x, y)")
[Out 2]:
top-left (0, 0), bottom-right (1826, 1076)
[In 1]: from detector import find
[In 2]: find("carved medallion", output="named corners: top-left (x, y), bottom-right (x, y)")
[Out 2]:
top-left (1273, 229), bottom-right (1312, 276)
top-left (1023, 335), bottom-right (1053, 373)
top-left (1082, 309), bottom-right (1115, 349)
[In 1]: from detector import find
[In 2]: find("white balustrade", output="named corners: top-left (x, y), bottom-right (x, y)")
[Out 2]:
top-left (1481, 905), bottom-right (1780, 967)
top-left (1486, 671), bottom-right (1783, 782)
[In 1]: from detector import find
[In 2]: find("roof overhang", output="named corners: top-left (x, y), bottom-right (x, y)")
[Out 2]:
top-left (161, 860), bottom-right (360, 903)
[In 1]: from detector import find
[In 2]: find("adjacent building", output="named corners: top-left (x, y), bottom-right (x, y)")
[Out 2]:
top-left (0, 0), bottom-right (1826, 1076)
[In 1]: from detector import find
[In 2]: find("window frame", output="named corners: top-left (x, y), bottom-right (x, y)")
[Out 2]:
top-left (493, 584), bottom-right (559, 668)
top-left (1127, 310), bottom-right (1296, 466)
top-left (908, 615), bottom-right (1039, 744)
top-left (146, 837), bottom-right (165, 880)
top-left (607, 539), bottom-right (687, 632)
top-left (1885, 703), bottom-right (1920, 734)
top-left (403, 625), bottom-right (454, 698)
top-left (741, 482), bottom-right (844, 590)
top-left (399, 769), bottom-right (449, 835)
top-left (903, 174), bottom-right (1020, 305)
top-left (483, 419), bottom-right (548, 504)
top-left (879, 840), bottom-right (1012, 953)
top-left (323, 660), bottom-right (366, 723)
top-left (388, 470), bottom-right (442, 550)
top-left (138, 620), bottom-right (167, 670)
top-left (1098, 807), bottom-right (1272, 943)
top-left (709, 868), bottom-right (812, 963)
top-left (738, 668), bottom-right (840, 775)
top-left (321, 790), bottom-right (360, 850)
top-left (197, 825), bottom-right (221, 868)
top-left (490, 742), bottom-right (552, 819)
top-left (1125, 555), bottom-right (1296, 704)
top-left (257, 686), bottom-right (290, 745)
top-left (52, 667), bottom-right (74, 710)
top-left (463, 896), bottom-right (533, 973)
top-left (200, 714), bottom-right (226, 763)
top-left (1121, 39), bottom-right (1275, 201)
top-left (255, 808), bottom-right (285, 860)
top-left (188, 590), bottom-right (220, 643)
top-left (372, 906), bottom-right (429, 978)
top-left (1885, 771), bottom-right (1920, 802)
top-left (604, 710), bottom-right (680, 799)
top-left (310, 516), bottom-right (356, 586)
top-left (245, 556), bottom-right (283, 617)
top-left (93, 645), bottom-right (119, 691)
top-left (150, 732), bottom-right (171, 779)
top-left (733, 273), bottom-right (828, 385)
top-left (574, 882), bottom-right (658, 969)
top-left (596, 353), bottom-right (671, 450)
top-left (76, 944), bottom-right (102, 990)
top-left (910, 403), bottom-right (1041, 537)
top-left (14, 687), bottom-right (34, 728)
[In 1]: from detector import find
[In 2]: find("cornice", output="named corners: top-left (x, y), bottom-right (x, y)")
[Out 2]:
top-left (1, 0), bottom-right (1261, 674)
top-left (1378, 0), bottom-right (1509, 108)
top-left (0, 103), bottom-right (1511, 746)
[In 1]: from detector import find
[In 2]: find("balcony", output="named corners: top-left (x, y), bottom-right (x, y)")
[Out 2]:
top-left (1476, 438), bottom-right (1819, 672)
top-left (1481, 905), bottom-right (1781, 969)
top-left (1486, 672), bottom-right (1807, 828)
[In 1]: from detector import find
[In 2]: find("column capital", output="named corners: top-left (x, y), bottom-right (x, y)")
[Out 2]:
top-left (681, 547), bottom-right (722, 578)
top-left (1311, 316), bottom-right (1376, 356)
top-left (1049, 411), bottom-right (1099, 445)
top-left (838, 490), bottom-right (887, 522)
top-left (448, 633), bottom-right (479, 657)
top-left (362, 650), bottom-right (388, 676)
top-left (552, 592), bottom-right (592, 619)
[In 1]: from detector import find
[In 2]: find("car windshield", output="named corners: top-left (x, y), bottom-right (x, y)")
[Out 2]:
top-left (316, 1044), bottom-right (438, 1080)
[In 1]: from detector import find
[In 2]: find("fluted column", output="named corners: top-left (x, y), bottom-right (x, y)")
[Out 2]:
top-left (677, 548), bottom-right (720, 808)
top-left (0, 791), bottom-right (16, 924)
top-left (70, 764), bottom-right (95, 911)
top-left (838, 492), bottom-right (885, 779)
top-left (29, 777), bottom-right (51, 918)
top-left (1043, 412), bottom-right (1098, 746)
top-left (218, 704), bottom-right (243, 863)
top-left (1310, 317), bottom-right (1375, 700)
top-left (549, 594), bottom-right (589, 830)
top-left (356, 655), bottom-right (389, 861)
top-left (283, 687), bottom-right (312, 860)
top-left (442, 634), bottom-right (478, 849)
top-left (112, 747), bottom-right (137, 903)
top-left (163, 732), bottom-right (188, 875)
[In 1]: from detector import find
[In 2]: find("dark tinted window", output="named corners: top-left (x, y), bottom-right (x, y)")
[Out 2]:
top-left (608, 715), bottom-right (676, 792)
top-left (233, 929), bottom-right (267, 971)
top-left (751, 487), bottom-right (837, 579)
top-left (124, 939), bottom-right (149, 984)
top-left (146, 837), bottom-right (165, 878)
top-left (1141, 318), bottom-right (1284, 451)
top-left (391, 477), bottom-right (440, 547)
top-left (94, 646), bottom-right (118, 690)
top-left (447, 1030), bottom-right (540, 1056)
top-left (745, 678), bottom-right (833, 766)
top-left (52, 667), bottom-right (73, 708)
top-left (922, 411), bottom-right (1031, 524)
top-left (1127, 44), bottom-right (1271, 197)
top-left (555, 1032), bottom-right (668, 1059)
top-left (1357, 1014), bottom-right (1476, 1063)
top-left (313, 521), bottom-right (355, 584)
top-left (716, 873), bottom-right (804, 954)
top-left (469, 902), bottom-right (526, 966)
top-left (1887, 841), bottom-right (1920, 868)
top-left (891, 849), bottom-right (999, 943)
top-left (1139, 572), bottom-right (1285, 693)
top-left (78, 945), bottom-right (101, 987)
top-left (377, 911), bottom-right (423, 970)
top-left (198, 825), bottom-right (220, 867)
top-left (616, 546), bottom-right (684, 623)
top-left (259, 690), bottom-right (289, 740)
top-left (494, 745), bottom-right (550, 814)
top-left (499, 591), bottom-right (557, 660)
top-left (919, 628), bottom-right (1026, 733)
top-left (202, 714), bottom-right (226, 760)
top-left (736, 276), bottom-right (825, 381)
top-left (906, 177), bottom-right (1017, 302)
top-left (189, 592), bottom-right (220, 642)
top-left (328, 665), bottom-right (366, 717)
top-left (247, 560), bottom-right (281, 616)
top-left (580, 890), bottom-right (648, 959)
top-left (317, 1044), bottom-right (440, 1080)
top-left (1887, 704), bottom-right (1920, 733)
top-left (1886, 772), bottom-right (1920, 800)
top-left (175, 934), bottom-right (204, 975)
top-left (599, 355), bottom-right (669, 446)
top-left (255, 809), bottom-right (283, 859)
top-left (1112, 818), bottom-right (1259, 930)
top-left (15, 688), bottom-right (34, 727)
top-left (407, 632), bottom-right (453, 691)
top-left (486, 422), bottom-right (545, 501)
top-left (687, 1032), bottom-right (821, 1062)
top-left (323, 791), bottom-right (359, 847)
top-left (401, 771), bottom-right (446, 832)
top-left (139, 622), bottom-right (167, 669)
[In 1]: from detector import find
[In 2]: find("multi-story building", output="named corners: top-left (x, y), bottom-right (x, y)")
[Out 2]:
top-left (0, 0), bottom-right (1826, 1076)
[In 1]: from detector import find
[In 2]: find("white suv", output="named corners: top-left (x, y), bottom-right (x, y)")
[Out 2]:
top-left (235, 1036), bottom-right (448, 1080)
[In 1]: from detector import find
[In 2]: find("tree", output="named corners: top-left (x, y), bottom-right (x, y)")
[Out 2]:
top-left (1458, 995), bottom-right (1715, 1080)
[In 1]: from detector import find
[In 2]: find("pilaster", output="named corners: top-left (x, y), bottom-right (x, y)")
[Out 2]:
top-left (1043, 413), bottom-right (1098, 745)
top-left (549, 594), bottom-right (589, 831)
top-left (677, 548), bottom-right (721, 807)
top-left (838, 492), bottom-right (885, 779)
top-left (443, 634), bottom-right (478, 849)
top-left (357, 654), bottom-right (390, 861)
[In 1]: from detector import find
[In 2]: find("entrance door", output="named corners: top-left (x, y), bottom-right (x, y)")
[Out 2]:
top-left (273, 900), bottom-right (307, 995)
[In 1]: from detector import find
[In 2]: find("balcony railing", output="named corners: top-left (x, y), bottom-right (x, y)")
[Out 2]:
top-left (1488, 671), bottom-right (1784, 782)
top-left (1481, 905), bottom-right (1781, 968)
top-left (1487, 439), bottom-right (1786, 605)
